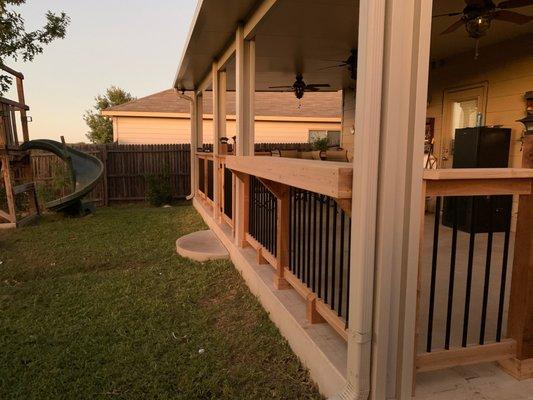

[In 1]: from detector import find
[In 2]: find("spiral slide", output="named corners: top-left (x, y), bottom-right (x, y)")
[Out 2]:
top-left (21, 139), bottom-right (104, 215)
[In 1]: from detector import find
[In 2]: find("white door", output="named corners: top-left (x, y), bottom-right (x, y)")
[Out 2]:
top-left (440, 84), bottom-right (487, 168)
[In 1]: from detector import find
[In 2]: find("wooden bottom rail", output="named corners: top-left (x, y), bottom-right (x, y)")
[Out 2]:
top-left (416, 339), bottom-right (517, 373)
top-left (244, 232), bottom-right (349, 341)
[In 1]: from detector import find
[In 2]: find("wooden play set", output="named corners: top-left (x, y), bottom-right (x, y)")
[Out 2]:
top-left (0, 65), bottom-right (39, 229)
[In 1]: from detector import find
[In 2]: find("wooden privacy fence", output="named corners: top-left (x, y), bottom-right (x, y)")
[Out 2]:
top-left (31, 143), bottom-right (191, 206)
top-left (30, 142), bottom-right (312, 206)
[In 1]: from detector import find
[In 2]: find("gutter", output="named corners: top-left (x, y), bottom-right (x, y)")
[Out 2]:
top-left (175, 89), bottom-right (195, 201)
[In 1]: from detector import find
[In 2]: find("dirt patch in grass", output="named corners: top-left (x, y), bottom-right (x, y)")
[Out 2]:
top-left (0, 204), bottom-right (323, 400)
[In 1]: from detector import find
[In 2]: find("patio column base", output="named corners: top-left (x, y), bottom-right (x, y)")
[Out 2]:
top-left (499, 357), bottom-right (533, 380)
top-left (329, 382), bottom-right (369, 400)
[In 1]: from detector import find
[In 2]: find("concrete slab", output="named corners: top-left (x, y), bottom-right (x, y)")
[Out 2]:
top-left (176, 230), bottom-right (229, 262)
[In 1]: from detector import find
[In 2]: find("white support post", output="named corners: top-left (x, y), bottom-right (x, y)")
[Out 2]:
top-left (374, 1), bottom-right (432, 398)
top-left (235, 26), bottom-right (255, 156)
top-left (336, 1), bottom-right (433, 400)
top-left (190, 91), bottom-right (203, 195)
top-left (234, 25), bottom-right (255, 247)
top-left (213, 63), bottom-right (227, 220)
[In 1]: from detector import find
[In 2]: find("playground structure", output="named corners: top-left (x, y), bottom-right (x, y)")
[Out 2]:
top-left (0, 65), bottom-right (39, 229)
top-left (0, 65), bottom-right (104, 228)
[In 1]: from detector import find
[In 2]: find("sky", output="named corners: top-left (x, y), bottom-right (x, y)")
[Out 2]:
top-left (6, 0), bottom-right (197, 143)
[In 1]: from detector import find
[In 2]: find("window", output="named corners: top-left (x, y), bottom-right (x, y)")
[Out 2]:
top-left (308, 130), bottom-right (341, 147)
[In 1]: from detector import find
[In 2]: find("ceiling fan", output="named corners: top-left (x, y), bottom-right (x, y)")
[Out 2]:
top-left (318, 49), bottom-right (358, 80)
top-left (269, 75), bottom-right (330, 100)
top-left (435, 0), bottom-right (533, 38)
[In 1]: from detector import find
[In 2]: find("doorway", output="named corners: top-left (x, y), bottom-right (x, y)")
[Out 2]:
top-left (440, 83), bottom-right (488, 168)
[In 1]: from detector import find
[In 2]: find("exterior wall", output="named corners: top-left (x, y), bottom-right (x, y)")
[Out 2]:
top-left (427, 35), bottom-right (533, 169)
top-left (341, 88), bottom-right (356, 161)
top-left (113, 116), bottom-right (340, 144)
top-left (426, 34), bottom-right (533, 231)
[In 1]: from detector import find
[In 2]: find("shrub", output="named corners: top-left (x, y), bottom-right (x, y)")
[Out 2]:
top-left (146, 169), bottom-right (173, 207)
top-left (311, 137), bottom-right (329, 152)
top-left (35, 161), bottom-right (74, 208)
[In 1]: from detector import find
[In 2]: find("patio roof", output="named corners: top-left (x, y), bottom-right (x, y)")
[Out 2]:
top-left (175, 0), bottom-right (533, 92)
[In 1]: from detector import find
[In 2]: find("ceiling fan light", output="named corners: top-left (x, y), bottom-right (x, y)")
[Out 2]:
top-left (465, 16), bottom-right (491, 38)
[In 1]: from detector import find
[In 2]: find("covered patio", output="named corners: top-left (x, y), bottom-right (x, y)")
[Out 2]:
top-left (174, 1), bottom-right (533, 399)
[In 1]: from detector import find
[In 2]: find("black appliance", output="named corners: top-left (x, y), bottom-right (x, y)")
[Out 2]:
top-left (442, 127), bottom-right (512, 233)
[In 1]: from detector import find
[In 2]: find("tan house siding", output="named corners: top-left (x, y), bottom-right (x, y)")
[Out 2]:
top-left (426, 34), bottom-right (533, 231)
top-left (113, 116), bottom-right (341, 144)
top-left (427, 34), bottom-right (533, 169)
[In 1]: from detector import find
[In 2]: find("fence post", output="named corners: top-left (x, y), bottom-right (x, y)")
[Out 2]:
top-left (500, 134), bottom-right (533, 379)
top-left (102, 144), bottom-right (109, 206)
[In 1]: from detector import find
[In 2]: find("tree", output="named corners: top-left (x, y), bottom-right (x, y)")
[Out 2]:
top-left (0, 0), bottom-right (70, 95)
top-left (84, 86), bottom-right (135, 144)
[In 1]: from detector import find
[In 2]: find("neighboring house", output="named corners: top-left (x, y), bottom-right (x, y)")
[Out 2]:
top-left (101, 89), bottom-right (342, 145)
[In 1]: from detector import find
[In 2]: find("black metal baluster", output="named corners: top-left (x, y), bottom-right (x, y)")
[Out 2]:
top-left (462, 199), bottom-right (478, 347)
top-left (312, 193), bottom-right (318, 292)
top-left (324, 196), bottom-right (331, 304)
top-left (346, 219), bottom-right (352, 328)
top-left (303, 191), bottom-right (308, 283)
top-left (318, 195), bottom-right (324, 299)
top-left (338, 208), bottom-right (345, 317)
top-left (289, 188), bottom-right (293, 271)
top-left (297, 189), bottom-right (303, 279)
top-left (445, 197), bottom-right (458, 350)
top-left (480, 197), bottom-right (495, 345)
top-left (306, 191), bottom-right (312, 287)
top-left (427, 196), bottom-right (441, 353)
top-left (249, 178), bottom-right (254, 237)
top-left (496, 204), bottom-right (512, 342)
top-left (331, 200), bottom-right (337, 311)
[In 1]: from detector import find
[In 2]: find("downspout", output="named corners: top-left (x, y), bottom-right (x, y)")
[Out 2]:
top-left (175, 89), bottom-right (195, 200)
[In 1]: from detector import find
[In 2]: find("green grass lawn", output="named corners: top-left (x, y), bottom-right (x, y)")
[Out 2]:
top-left (0, 204), bottom-right (322, 400)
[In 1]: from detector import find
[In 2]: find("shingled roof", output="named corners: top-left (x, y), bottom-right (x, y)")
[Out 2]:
top-left (103, 89), bottom-right (341, 119)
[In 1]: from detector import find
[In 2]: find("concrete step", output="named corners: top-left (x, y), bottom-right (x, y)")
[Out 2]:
top-left (176, 230), bottom-right (229, 262)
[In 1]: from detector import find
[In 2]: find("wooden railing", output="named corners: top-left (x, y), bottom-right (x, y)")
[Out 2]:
top-left (416, 168), bottom-right (533, 373)
top-left (196, 152), bottom-right (214, 205)
top-left (223, 156), bottom-right (353, 340)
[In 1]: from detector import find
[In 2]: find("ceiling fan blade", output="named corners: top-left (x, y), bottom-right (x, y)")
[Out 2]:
top-left (433, 11), bottom-right (464, 18)
top-left (317, 64), bottom-right (347, 71)
top-left (492, 9), bottom-right (533, 23)
top-left (498, 0), bottom-right (533, 9)
top-left (305, 87), bottom-right (320, 92)
top-left (441, 18), bottom-right (465, 34)
top-left (268, 85), bottom-right (294, 89)
top-left (306, 84), bottom-right (331, 88)
top-left (465, 0), bottom-right (491, 6)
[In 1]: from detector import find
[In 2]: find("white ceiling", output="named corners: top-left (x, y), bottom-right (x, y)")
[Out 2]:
top-left (175, 0), bottom-right (533, 92)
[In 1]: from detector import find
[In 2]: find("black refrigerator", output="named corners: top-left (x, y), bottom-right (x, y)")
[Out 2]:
top-left (442, 127), bottom-right (512, 233)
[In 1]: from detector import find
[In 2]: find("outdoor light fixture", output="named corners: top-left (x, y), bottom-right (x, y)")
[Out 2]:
top-left (465, 15), bottom-right (491, 38)
top-left (518, 91), bottom-right (533, 135)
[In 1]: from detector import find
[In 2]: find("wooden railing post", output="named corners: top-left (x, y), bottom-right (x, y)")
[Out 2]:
top-left (275, 185), bottom-right (291, 289)
top-left (235, 172), bottom-right (250, 248)
top-left (500, 135), bottom-right (533, 379)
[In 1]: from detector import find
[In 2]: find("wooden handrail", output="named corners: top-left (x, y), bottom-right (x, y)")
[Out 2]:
top-left (225, 155), bottom-right (353, 199)
top-left (423, 168), bottom-right (533, 196)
